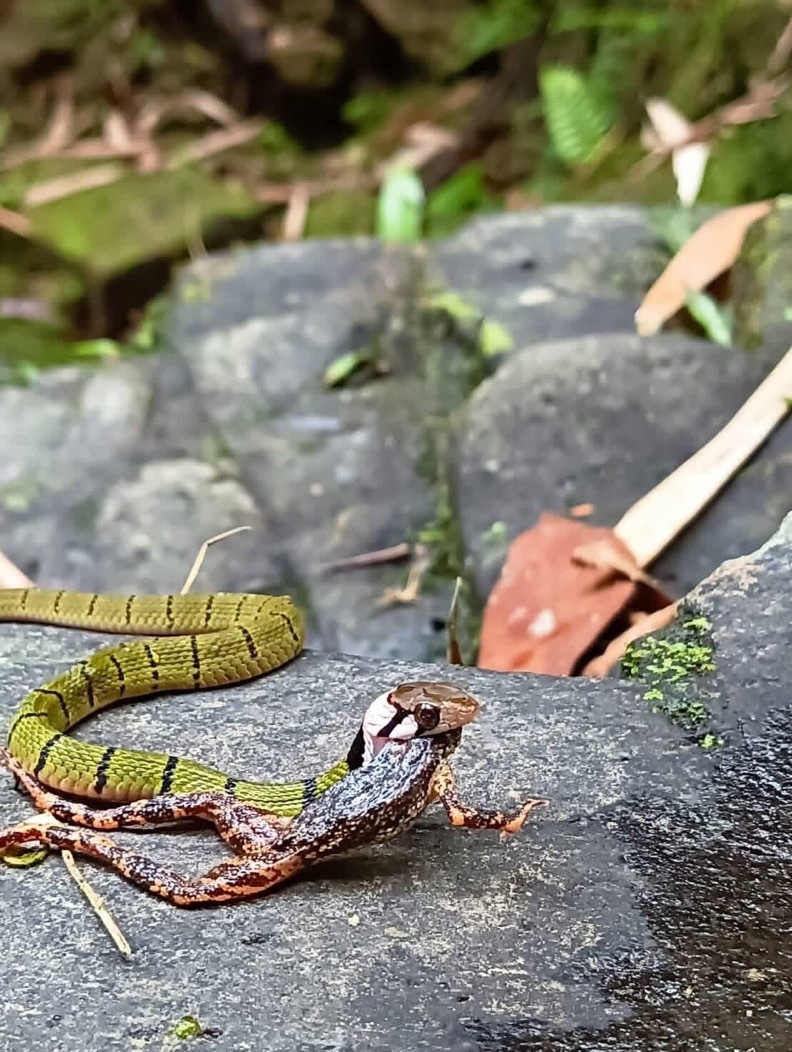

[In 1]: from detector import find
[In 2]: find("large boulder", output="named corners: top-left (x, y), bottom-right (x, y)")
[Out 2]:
top-left (0, 511), bottom-right (790, 1050)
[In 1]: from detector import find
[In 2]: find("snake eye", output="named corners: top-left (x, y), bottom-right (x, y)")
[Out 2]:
top-left (413, 701), bottom-right (441, 732)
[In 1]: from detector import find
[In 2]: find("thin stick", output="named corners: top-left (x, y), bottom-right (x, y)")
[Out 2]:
top-left (61, 849), bottom-right (132, 959)
top-left (282, 183), bottom-right (310, 242)
top-left (0, 550), bottom-right (34, 589)
top-left (179, 526), bottom-right (252, 595)
top-left (0, 207), bottom-right (32, 238)
top-left (446, 576), bottom-right (464, 666)
top-left (320, 542), bottom-right (411, 573)
top-left (615, 345), bottom-right (792, 567)
top-left (375, 544), bottom-right (430, 608)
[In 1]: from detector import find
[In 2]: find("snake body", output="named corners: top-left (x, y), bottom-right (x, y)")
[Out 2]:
top-left (1, 588), bottom-right (350, 815)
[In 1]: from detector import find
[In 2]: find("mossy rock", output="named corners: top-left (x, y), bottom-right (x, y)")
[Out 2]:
top-left (303, 189), bottom-right (377, 238)
top-left (731, 194), bottom-right (792, 351)
top-left (27, 166), bottom-right (262, 280)
top-left (620, 607), bottom-right (718, 742)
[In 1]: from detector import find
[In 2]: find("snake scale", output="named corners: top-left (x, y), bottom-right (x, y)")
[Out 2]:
top-left (0, 588), bottom-right (351, 815)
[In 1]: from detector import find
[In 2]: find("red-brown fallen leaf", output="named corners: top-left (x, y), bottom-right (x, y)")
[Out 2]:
top-left (582, 602), bottom-right (679, 679)
top-left (477, 514), bottom-right (670, 675)
top-left (635, 200), bottom-right (772, 336)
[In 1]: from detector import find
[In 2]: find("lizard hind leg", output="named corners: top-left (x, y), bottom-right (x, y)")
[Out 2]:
top-left (0, 747), bottom-right (289, 856)
top-left (432, 761), bottom-right (548, 839)
top-left (0, 817), bottom-right (305, 906)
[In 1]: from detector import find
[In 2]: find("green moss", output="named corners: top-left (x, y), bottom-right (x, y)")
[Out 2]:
top-left (621, 611), bottom-right (718, 739)
top-left (171, 1015), bottom-right (203, 1040)
top-left (28, 167), bottom-right (261, 279)
top-left (303, 190), bottom-right (377, 239)
top-left (732, 195), bottom-right (792, 349)
top-left (0, 476), bottom-right (42, 513)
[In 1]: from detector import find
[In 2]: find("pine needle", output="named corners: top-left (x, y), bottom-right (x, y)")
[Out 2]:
top-left (446, 577), bottom-right (464, 666)
top-left (180, 526), bottom-right (251, 595)
top-left (61, 849), bottom-right (132, 959)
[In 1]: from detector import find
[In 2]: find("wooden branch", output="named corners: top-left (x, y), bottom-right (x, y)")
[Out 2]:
top-left (615, 345), bottom-right (792, 567)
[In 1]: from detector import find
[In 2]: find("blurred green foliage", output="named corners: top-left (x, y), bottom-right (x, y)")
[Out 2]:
top-left (1, 0), bottom-right (790, 377)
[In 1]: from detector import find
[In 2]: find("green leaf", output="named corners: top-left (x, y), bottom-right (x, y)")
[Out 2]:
top-left (479, 319), bottom-right (514, 357)
top-left (342, 90), bottom-right (398, 135)
top-left (172, 1016), bottom-right (203, 1040)
top-left (74, 339), bottom-right (121, 360)
top-left (539, 66), bottom-right (613, 167)
top-left (1, 846), bottom-right (49, 868)
top-left (455, 0), bottom-right (540, 66)
top-left (424, 291), bottom-right (481, 323)
top-left (684, 289), bottom-right (732, 346)
top-left (425, 164), bottom-right (499, 238)
top-left (323, 350), bottom-right (370, 389)
top-left (481, 521), bottom-right (508, 548)
top-left (376, 167), bottom-right (424, 243)
top-left (0, 110), bottom-right (10, 150)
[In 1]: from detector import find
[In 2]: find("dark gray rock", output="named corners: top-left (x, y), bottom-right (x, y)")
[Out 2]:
top-left (429, 205), bottom-right (663, 346)
top-left (453, 331), bottom-right (792, 601)
top-left (0, 513), bottom-right (791, 1050)
top-left (168, 239), bottom-right (451, 659)
top-left (3, 205), bottom-right (791, 666)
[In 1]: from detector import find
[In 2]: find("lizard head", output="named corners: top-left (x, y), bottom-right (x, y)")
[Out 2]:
top-left (351, 681), bottom-right (481, 766)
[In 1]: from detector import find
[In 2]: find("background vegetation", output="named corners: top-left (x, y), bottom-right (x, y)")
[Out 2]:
top-left (1, 0), bottom-right (790, 373)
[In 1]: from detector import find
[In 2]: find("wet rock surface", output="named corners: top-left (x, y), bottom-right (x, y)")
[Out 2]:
top-left (0, 514), bottom-right (790, 1050)
top-left (3, 204), bottom-right (790, 662)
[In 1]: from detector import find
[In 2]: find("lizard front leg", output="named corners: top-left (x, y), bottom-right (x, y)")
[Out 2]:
top-left (0, 816), bottom-right (305, 906)
top-left (432, 761), bottom-right (547, 839)
top-left (0, 748), bottom-right (288, 856)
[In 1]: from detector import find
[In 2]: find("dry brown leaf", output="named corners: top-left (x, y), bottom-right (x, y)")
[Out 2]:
top-left (57, 138), bottom-right (135, 160)
top-left (635, 200), bottom-right (772, 336)
top-left (103, 109), bottom-right (138, 155)
top-left (572, 538), bottom-right (665, 591)
top-left (0, 550), bottom-right (34, 588)
top-left (36, 77), bottom-right (77, 157)
top-left (767, 15), bottom-right (792, 75)
top-left (717, 78), bottom-right (788, 125)
top-left (0, 207), bottom-right (32, 238)
top-left (24, 163), bottom-right (125, 208)
top-left (165, 119), bottom-right (264, 169)
top-left (139, 90), bottom-right (239, 135)
top-left (582, 602), bottom-right (679, 678)
top-left (643, 97), bottom-right (695, 151)
top-left (282, 183), bottom-right (311, 242)
top-left (478, 514), bottom-right (644, 675)
top-left (376, 122), bottom-right (460, 179)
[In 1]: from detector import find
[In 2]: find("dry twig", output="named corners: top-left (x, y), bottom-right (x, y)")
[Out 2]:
top-left (61, 849), bottom-right (132, 958)
top-left (320, 543), bottom-right (411, 574)
top-left (615, 345), bottom-right (792, 567)
top-left (179, 526), bottom-right (252, 595)
top-left (376, 544), bottom-right (430, 607)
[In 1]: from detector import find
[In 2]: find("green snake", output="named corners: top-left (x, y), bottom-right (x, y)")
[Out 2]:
top-left (1, 588), bottom-right (350, 815)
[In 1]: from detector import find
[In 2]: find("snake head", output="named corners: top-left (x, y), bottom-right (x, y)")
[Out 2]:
top-left (361, 681), bottom-right (481, 761)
